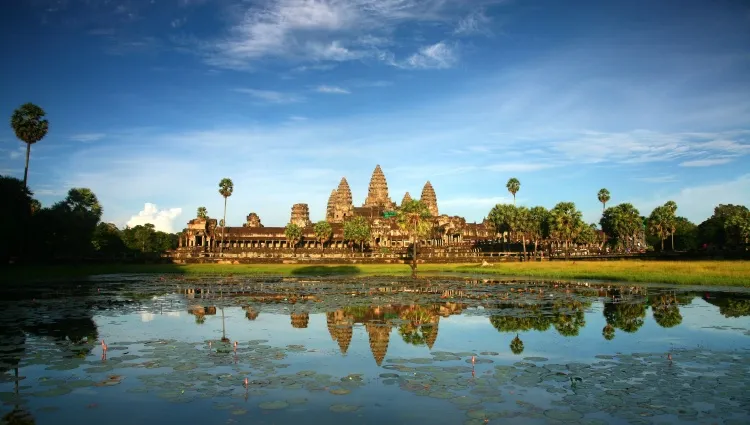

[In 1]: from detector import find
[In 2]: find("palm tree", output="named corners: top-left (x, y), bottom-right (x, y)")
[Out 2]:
top-left (506, 178), bottom-right (520, 205)
top-left (284, 223), bottom-right (302, 253)
top-left (218, 178), bottom-right (233, 257)
top-left (197, 206), bottom-right (208, 219)
top-left (597, 188), bottom-right (610, 211)
top-left (396, 200), bottom-right (433, 279)
top-left (548, 202), bottom-right (584, 258)
top-left (10, 103), bottom-right (49, 188)
top-left (313, 220), bottom-right (333, 250)
top-left (510, 334), bottom-right (524, 355)
top-left (664, 200), bottom-right (677, 251)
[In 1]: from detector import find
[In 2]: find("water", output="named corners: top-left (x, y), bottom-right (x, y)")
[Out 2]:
top-left (1, 275), bottom-right (750, 425)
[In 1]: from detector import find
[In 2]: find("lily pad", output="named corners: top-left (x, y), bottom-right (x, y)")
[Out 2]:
top-left (259, 401), bottom-right (289, 410)
top-left (330, 404), bottom-right (360, 413)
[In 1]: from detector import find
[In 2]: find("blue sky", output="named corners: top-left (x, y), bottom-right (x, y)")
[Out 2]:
top-left (1, 0), bottom-right (749, 232)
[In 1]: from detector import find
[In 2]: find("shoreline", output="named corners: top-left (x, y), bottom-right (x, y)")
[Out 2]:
top-left (2, 260), bottom-right (749, 287)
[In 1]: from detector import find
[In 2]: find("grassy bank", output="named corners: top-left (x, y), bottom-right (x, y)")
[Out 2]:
top-left (2, 260), bottom-right (749, 286)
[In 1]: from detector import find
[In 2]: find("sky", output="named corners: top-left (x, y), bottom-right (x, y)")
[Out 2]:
top-left (1, 0), bottom-right (749, 233)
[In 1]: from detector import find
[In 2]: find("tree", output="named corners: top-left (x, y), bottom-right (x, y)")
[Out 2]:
top-left (218, 178), bottom-right (233, 256)
top-left (487, 203), bottom-right (518, 250)
top-left (510, 334), bottom-right (524, 355)
top-left (548, 202), bottom-right (584, 257)
top-left (343, 216), bottom-right (371, 253)
top-left (528, 206), bottom-right (549, 254)
top-left (597, 188), bottom-right (610, 211)
top-left (664, 201), bottom-right (678, 250)
top-left (396, 200), bottom-right (433, 278)
top-left (313, 220), bottom-right (333, 250)
top-left (197, 206), bottom-right (208, 219)
top-left (600, 203), bottom-right (641, 250)
top-left (647, 205), bottom-right (671, 251)
top-left (284, 223), bottom-right (303, 253)
top-left (92, 222), bottom-right (126, 255)
top-left (515, 206), bottom-right (532, 256)
top-left (575, 223), bottom-right (599, 246)
top-left (697, 204), bottom-right (750, 249)
top-left (10, 103), bottom-right (49, 188)
top-left (724, 208), bottom-right (750, 249)
top-left (0, 176), bottom-right (33, 261)
top-left (506, 178), bottom-right (520, 206)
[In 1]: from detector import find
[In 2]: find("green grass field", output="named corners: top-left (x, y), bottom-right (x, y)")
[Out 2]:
top-left (2, 260), bottom-right (749, 286)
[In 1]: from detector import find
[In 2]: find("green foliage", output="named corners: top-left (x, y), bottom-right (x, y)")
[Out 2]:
top-left (397, 200), bottom-right (433, 239)
top-left (284, 223), bottom-right (303, 249)
top-left (506, 177), bottom-right (520, 204)
top-left (343, 216), bottom-right (371, 252)
top-left (597, 188), bottom-right (611, 210)
top-left (600, 203), bottom-right (642, 248)
top-left (487, 203), bottom-right (518, 236)
top-left (10, 103), bottom-right (48, 145)
top-left (120, 224), bottom-right (178, 254)
top-left (647, 205), bottom-right (672, 251)
top-left (575, 223), bottom-right (599, 245)
top-left (313, 220), bottom-right (333, 248)
top-left (548, 202), bottom-right (584, 244)
top-left (218, 178), bottom-right (234, 198)
top-left (510, 334), bottom-right (524, 355)
top-left (0, 176), bottom-right (34, 260)
top-left (697, 204), bottom-right (750, 248)
top-left (604, 300), bottom-right (647, 333)
top-left (197, 206), bottom-right (208, 219)
top-left (528, 206), bottom-right (550, 244)
top-left (92, 222), bottom-right (126, 254)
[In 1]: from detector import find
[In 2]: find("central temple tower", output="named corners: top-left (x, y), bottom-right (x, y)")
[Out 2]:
top-left (363, 165), bottom-right (396, 210)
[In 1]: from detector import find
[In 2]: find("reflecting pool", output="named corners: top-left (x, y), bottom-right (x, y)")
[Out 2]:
top-left (1, 276), bottom-right (749, 425)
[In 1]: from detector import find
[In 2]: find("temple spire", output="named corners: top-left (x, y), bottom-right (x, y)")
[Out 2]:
top-left (363, 164), bottom-right (394, 209)
top-left (420, 181), bottom-right (438, 216)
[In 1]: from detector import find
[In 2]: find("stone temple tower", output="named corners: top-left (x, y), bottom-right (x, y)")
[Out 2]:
top-left (363, 165), bottom-right (396, 209)
top-left (326, 189), bottom-right (338, 221)
top-left (401, 192), bottom-right (412, 207)
top-left (290, 203), bottom-right (312, 228)
top-left (420, 181), bottom-right (439, 216)
top-left (328, 177), bottom-right (353, 223)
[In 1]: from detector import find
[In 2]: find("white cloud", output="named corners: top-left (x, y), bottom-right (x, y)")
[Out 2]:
top-left (680, 158), bottom-right (734, 167)
top-left (233, 88), bottom-right (303, 103)
top-left (315, 85), bottom-right (350, 94)
top-left (629, 174), bottom-right (750, 224)
top-left (9, 146), bottom-right (26, 159)
top-left (400, 42), bottom-right (458, 69)
top-left (454, 9), bottom-right (491, 36)
top-left (70, 133), bottom-right (106, 142)
top-left (126, 203), bottom-right (183, 233)
top-left (202, 0), bottom-right (486, 69)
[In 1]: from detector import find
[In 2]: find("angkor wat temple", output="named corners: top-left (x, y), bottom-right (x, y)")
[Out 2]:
top-left (176, 165), bottom-right (493, 258)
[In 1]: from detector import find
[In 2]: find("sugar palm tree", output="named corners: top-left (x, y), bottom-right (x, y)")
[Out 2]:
top-left (664, 200), bottom-right (677, 251)
top-left (506, 177), bottom-right (520, 205)
top-left (10, 102), bottom-right (49, 188)
top-left (548, 202), bottom-right (584, 258)
top-left (197, 206), bottom-right (208, 219)
top-left (218, 178), bottom-right (233, 257)
top-left (313, 220), bottom-right (333, 250)
top-left (597, 188), bottom-right (610, 211)
top-left (396, 200), bottom-right (433, 279)
top-left (510, 334), bottom-right (524, 355)
top-left (284, 223), bottom-right (302, 253)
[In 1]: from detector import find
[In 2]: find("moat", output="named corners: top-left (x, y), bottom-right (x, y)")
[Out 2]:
top-left (1, 276), bottom-right (749, 425)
